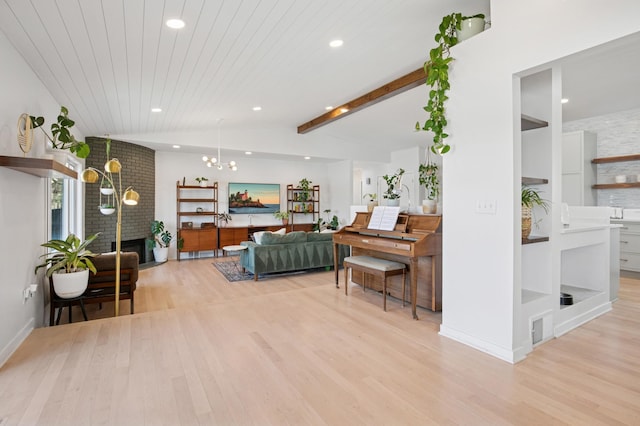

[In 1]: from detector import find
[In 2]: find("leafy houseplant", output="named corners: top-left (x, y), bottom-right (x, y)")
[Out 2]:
top-left (274, 210), bottom-right (289, 225)
top-left (521, 186), bottom-right (549, 239)
top-left (298, 178), bottom-right (312, 202)
top-left (419, 160), bottom-right (440, 214)
top-left (363, 193), bottom-right (378, 212)
top-left (218, 212), bottom-right (232, 226)
top-left (416, 13), bottom-right (485, 155)
top-left (34, 233), bottom-right (99, 299)
top-left (382, 168), bottom-right (405, 200)
top-left (147, 220), bottom-right (174, 263)
top-left (30, 106), bottom-right (91, 158)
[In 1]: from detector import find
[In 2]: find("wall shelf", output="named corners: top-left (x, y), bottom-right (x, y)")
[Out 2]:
top-left (522, 236), bottom-right (549, 245)
top-left (593, 182), bottom-right (640, 189)
top-left (522, 177), bottom-right (548, 185)
top-left (592, 154), bottom-right (640, 164)
top-left (0, 155), bottom-right (77, 179)
top-left (521, 114), bottom-right (548, 131)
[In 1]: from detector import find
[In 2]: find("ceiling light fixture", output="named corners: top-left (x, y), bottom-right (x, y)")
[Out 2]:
top-left (325, 106), bottom-right (333, 110)
top-left (245, 151), bottom-right (252, 155)
top-left (166, 19), bottom-right (185, 29)
top-left (340, 107), bottom-right (349, 113)
top-left (202, 119), bottom-right (238, 171)
top-left (304, 156), bottom-right (311, 160)
top-left (252, 106), bottom-right (262, 111)
top-left (561, 98), bottom-right (569, 104)
top-left (151, 108), bottom-right (162, 112)
top-left (172, 145), bottom-right (180, 149)
top-left (329, 39), bottom-right (344, 48)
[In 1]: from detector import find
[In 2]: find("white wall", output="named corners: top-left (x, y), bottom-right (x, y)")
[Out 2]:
top-left (0, 31), bottom-right (77, 365)
top-left (440, 0), bottom-right (640, 362)
top-left (155, 151), bottom-right (351, 259)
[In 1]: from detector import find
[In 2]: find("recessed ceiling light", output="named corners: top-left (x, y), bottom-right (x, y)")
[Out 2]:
top-left (329, 39), bottom-right (343, 48)
top-left (325, 106), bottom-right (333, 110)
top-left (340, 107), bottom-right (349, 113)
top-left (166, 19), bottom-right (185, 29)
top-left (172, 145), bottom-right (180, 149)
top-left (304, 156), bottom-right (311, 160)
top-left (561, 98), bottom-right (569, 104)
top-left (245, 151), bottom-right (252, 155)
top-left (151, 107), bottom-right (162, 112)
top-left (252, 106), bottom-right (262, 111)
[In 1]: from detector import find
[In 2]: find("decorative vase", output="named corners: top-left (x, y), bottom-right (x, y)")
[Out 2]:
top-left (153, 246), bottom-right (169, 263)
top-left (422, 199), bottom-right (437, 214)
top-left (100, 207), bottom-right (116, 215)
top-left (52, 269), bottom-right (89, 299)
top-left (386, 198), bottom-right (400, 207)
top-left (456, 17), bottom-right (485, 41)
top-left (522, 206), bottom-right (532, 239)
top-left (367, 202), bottom-right (378, 212)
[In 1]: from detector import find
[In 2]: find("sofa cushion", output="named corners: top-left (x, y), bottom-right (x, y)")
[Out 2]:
top-left (253, 228), bottom-right (287, 244)
top-left (306, 232), bottom-right (334, 242)
top-left (260, 231), bottom-right (307, 245)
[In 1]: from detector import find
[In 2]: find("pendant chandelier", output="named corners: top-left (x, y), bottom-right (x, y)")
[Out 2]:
top-left (202, 119), bottom-right (237, 171)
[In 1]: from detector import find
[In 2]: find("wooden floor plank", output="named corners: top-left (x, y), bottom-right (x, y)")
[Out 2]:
top-left (1, 260), bottom-right (639, 424)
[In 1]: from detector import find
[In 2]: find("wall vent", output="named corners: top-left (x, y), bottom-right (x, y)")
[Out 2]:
top-left (532, 318), bottom-right (544, 345)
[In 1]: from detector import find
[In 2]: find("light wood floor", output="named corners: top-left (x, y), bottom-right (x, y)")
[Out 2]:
top-left (1, 258), bottom-right (639, 425)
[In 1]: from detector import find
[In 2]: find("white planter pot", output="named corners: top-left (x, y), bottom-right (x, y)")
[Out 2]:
top-left (100, 207), bottom-right (116, 215)
top-left (456, 17), bottom-right (485, 41)
top-left (199, 181), bottom-right (208, 187)
top-left (52, 269), bottom-right (89, 299)
top-left (153, 246), bottom-right (169, 263)
top-left (422, 199), bottom-right (437, 214)
top-left (386, 198), bottom-right (400, 207)
top-left (100, 187), bottom-right (114, 195)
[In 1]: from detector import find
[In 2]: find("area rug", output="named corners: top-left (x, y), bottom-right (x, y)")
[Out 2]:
top-left (212, 259), bottom-right (254, 282)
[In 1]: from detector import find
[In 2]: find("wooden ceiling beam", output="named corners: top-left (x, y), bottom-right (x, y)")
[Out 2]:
top-left (297, 67), bottom-right (426, 134)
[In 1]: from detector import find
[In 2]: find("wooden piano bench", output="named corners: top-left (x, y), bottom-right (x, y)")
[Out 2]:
top-left (343, 255), bottom-right (406, 311)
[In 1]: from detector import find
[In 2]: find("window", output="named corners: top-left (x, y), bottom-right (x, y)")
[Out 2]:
top-left (49, 155), bottom-right (83, 240)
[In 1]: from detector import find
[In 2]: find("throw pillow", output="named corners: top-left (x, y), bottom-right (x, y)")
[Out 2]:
top-left (274, 228), bottom-right (286, 235)
top-left (253, 231), bottom-right (270, 244)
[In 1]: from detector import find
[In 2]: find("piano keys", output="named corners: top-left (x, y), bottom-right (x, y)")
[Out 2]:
top-left (333, 212), bottom-right (442, 319)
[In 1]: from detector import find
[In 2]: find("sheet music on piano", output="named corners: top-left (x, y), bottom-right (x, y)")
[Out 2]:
top-left (367, 206), bottom-right (400, 231)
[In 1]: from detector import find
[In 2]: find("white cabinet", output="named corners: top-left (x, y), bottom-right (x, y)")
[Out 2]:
top-left (562, 131), bottom-right (597, 206)
top-left (611, 221), bottom-right (640, 272)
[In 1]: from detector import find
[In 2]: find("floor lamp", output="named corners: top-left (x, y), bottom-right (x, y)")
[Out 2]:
top-left (81, 158), bottom-right (139, 316)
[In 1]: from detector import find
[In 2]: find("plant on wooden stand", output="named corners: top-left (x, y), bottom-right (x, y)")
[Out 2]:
top-left (34, 233), bottom-right (99, 299)
top-left (273, 210), bottom-right (289, 225)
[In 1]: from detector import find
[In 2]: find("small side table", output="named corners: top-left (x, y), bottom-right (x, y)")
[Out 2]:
top-left (222, 245), bottom-right (248, 272)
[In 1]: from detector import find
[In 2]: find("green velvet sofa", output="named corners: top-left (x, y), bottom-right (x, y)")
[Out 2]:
top-left (240, 231), bottom-right (349, 281)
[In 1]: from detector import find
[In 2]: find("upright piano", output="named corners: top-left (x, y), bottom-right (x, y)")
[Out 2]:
top-left (333, 212), bottom-right (442, 319)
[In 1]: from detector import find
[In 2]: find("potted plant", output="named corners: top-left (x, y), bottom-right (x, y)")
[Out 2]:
top-left (30, 106), bottom-right (91, 158)
top-left (195, 177), bottom-right (209, 187)
top-left (415, 13), bottom-right (486, 155)
top-left (147, 220), bottom-right (174, 262)
top-left (328, 215), bottom-right (340, 230)
top-left (100, 178), bottom-right (114, 195)
top-left (382, 168), bottom-right (405, 206)
top-left (218, 212), bottom-right (232, 227)
top-left (419, 160), bottom-right (439, 214)
top-left (363, 193), bottom-right (378, 212)
top-left (34, 233), bottom-right (99, 299)
top-left (298, 178), bottom-right (312, 202)
top-left (521, 186), bottom-right (549, 239)
top-left (274, 210), bottom-right (289, 225)
top-left (99, 204), bottom-right (115, 215)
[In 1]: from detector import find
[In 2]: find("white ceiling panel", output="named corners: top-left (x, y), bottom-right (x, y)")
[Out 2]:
top-left (1, 0), bottom-right (637, 161)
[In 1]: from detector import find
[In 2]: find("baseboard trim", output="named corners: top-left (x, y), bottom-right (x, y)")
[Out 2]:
top-left (554, 302), bottom-right (612, 337)
top-left (439, 324), bottom-right (518, 364)
top-left (0, 318), bottom-right (34, 368)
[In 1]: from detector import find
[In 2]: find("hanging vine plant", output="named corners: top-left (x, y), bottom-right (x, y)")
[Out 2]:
top-left (416, 13), bottom-right (485, 155)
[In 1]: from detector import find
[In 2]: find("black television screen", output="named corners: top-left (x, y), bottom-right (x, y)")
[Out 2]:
top-left (228, 183), bottom-right (280, 214)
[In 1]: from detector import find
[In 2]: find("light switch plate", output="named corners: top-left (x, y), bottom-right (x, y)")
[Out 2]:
top-left (476, 199), bottom-right (497, 214)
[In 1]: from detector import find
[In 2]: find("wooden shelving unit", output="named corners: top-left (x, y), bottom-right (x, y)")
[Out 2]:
top-left (286, 184), bottom-right (320, 231)
top-left (0, 155), bottom-right (77, 179)
top-left (176, 182), bottom-right (218, 260)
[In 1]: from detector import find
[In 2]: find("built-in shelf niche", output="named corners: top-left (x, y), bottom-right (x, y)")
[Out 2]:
top-left (521, 114), bottom-right (548, 131)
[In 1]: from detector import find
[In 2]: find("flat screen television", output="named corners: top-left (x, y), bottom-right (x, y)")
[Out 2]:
top-left (228, 183), bottom-right (280, 214)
